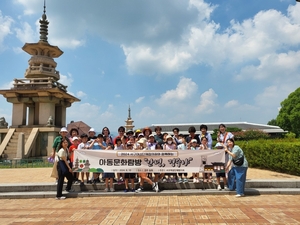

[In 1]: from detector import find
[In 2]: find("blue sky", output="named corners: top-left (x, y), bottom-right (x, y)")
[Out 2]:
top-left (0, 0), bottom-right (300, 133)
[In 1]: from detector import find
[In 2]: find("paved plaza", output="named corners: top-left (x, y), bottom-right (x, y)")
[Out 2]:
top-left (0, 167), bottom-right (300, 224)
top-left (1, 195), bottom-right (300, 224)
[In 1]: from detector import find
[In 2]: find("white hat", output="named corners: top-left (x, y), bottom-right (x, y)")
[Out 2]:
top-left (72, 136), bottom-right (79, 141)
top-left (89, 128), bottom-right (95, 133)
top-left (138, 137), bottom-right (147, 147)
top-left (191, 139), bottom-right (197, 143)
top-left (166, 135), bottom-right (173, 140)
top-left (138, 133), bottom-right (144, 137)
top-left (149, 134), bottom-right (155, 138)
top-left (60, 127), bottom-right (68, 133)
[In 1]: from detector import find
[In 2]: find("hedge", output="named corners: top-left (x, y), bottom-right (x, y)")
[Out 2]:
top-left (235, 139), bottom-right (300, 176)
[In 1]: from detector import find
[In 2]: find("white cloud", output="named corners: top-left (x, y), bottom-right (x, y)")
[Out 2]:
top-left (0, 11), bottom-right (14, 52)
top-left (76, 91), bottom-right (86, 98)
top-left (15, 22), bottom-right (36, 43)
top-left (0, 81), bottom-right (14, 89)
top-left (156, 77), bottom-right (198, 105)
top-left (14, 0), bottom-right (41, 15)
top-left (115, 94), bottom-right (121, 98)
top-left (135, 96), bottom-right (145, 103)
top-left (224, 100), bottom-right (239, 108)
top-left (50, 37), bottom-right (85, 49)
top-left (195, 88), bottom-right (218, 113)
top-left (137, 107), bottom-right (156, 118)
top-left (59, 73), bottom-right (73, 88)
top-left (236, 51), bottom-right (300, 81)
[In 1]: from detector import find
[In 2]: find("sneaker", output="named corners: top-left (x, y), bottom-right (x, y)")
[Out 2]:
top-left (183, 178), bottom-right (188, 183)
top-left (65, 188), bottom-right (75, 192)
top-left (178, 178), bottom-right (183, 183)
top-left (110, 188), bottom-right (115, 192)
top-left (104, 188), bottom-right (109, 192)
top-left (131, 189), bottom-right (135, 192)
top-left (55, 196), bottom-right (66, 200)
top-left (162, 178), bottom-right (167, 183)
top-left (153, 182), bottom-right (159, 192)
top-left (74, 180), bottom-right (81, 184)
top-left (235, 194), bottom-right (245, 197)
top-left (224, 186), bottom-right (229, 191)
top-left (124, 189), bottom-right (129, 193)
top-left (172, 178), bottom-right (177, 183)
top-left (193, 178), bottom-right (197, 183)
top-left (135, 187), bottom-right (143, 193)
top-left (217, 185), bottom-right (222, 191)
top-left (196, 178), bottom-right (200, 183)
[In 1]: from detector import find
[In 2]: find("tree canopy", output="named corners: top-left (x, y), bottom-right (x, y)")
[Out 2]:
top-left (276, 87), bottom-right (300, 137)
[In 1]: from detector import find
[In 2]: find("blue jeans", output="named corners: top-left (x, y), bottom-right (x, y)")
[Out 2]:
top-left (228, 166), bottom-right (248, 195)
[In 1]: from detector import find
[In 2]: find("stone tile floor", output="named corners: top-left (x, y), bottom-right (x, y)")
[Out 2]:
top-left (0, 168), bottom-right (300, 224)
top-left (1, 195), bottom-right (300, 224)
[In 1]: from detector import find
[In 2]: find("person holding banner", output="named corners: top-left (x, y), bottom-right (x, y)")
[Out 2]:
top-left (225, 138), bottom-right (248, 197)
top-left (78, 133), bottom-right (92, 184)
top-left (199, 136), bottom-right (212, 183)
top-left (135, 138), bottom-right (159, 193)
top-left (56, 138), bottom-right (74, 200)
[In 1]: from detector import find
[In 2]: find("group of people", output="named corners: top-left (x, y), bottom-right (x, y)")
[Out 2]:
top-left (50, 123), bottom-right (248, 199)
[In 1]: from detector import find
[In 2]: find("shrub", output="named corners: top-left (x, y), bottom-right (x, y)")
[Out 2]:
top-left (237, 139), bottom-right (300, 176)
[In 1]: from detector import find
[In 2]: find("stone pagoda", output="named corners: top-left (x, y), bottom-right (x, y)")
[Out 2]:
top-left (124, 105), bottom-right (135, 132)
top-left (0, 5), bottom-right (80, 159)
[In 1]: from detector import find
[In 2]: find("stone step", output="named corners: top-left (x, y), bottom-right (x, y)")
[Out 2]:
top-left (0, 188), bottom-right (300, 199)
top-left (0, 180), bottom-right (299, 193)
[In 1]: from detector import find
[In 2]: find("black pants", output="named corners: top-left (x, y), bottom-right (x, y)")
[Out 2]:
top-left (56, 163), bottom-right (74, 197)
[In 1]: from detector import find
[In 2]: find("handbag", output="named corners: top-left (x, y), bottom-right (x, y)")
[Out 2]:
top-left (232, 154), bottom-right (244, 166)
top-left (57, 156), bottom-right (69, 176)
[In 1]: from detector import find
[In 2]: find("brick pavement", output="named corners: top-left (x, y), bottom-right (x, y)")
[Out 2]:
top-left (1, 168), bottom-right (300, 224)
top-left (1, 195), bottom-right (300, 224)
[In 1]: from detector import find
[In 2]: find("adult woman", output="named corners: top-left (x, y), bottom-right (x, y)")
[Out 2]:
top-left (225, 138), bottom-right (248, 197)
top-left (56, 138), bottom-right (74, 200)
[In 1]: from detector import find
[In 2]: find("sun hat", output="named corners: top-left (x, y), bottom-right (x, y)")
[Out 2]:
top-left (143, 127), bottom-right (152, 134)
top-left (60, 127), bottom-right (68, 133)
top-left (72, 136), bottom-right (79, 141)
top-left (166, 135), bottom-right (173, 140)
top-left (88, 128), bottom-right (95, 133)
top-left (191, 139), bottom-right (197, 143)
top-left (138, 137), bottom-right (147, 146)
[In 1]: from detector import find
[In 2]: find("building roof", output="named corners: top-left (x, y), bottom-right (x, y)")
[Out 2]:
top-left (149, 122), bottom-right (286, 135)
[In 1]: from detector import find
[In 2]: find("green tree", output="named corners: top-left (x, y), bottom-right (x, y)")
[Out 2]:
top-left (267, 119), bottom-right (277, 126)
top-left (276, 87), bottom-right (300, 137)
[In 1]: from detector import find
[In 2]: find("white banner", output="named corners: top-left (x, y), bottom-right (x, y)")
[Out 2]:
top-left (73, 149), bottom-right (226, 173)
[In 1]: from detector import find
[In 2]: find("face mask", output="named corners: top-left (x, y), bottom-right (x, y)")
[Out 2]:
top-left (167, 140), bottom-right (172, 144)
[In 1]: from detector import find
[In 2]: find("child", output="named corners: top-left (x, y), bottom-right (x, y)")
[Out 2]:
top-left (69, 136), bottom-right (80, 184)
top-left (153, 143), bottom-right (164, 185)
top-left (77, 133), bottom-right (91, 184)
top-left (135, 138), bottom-right (158, 193)
top-left (114, 138), bottom-right (125, 184)
top-left (163, 135), bottom-right (177, 182)
top-left (200, 136), bottom-right (212, 183)
top-left (89, 134), bottom-right (107, 184)
top-left (188, 139), bottom-right (200, 183)
top-left (177, 134), bottom-right (188, 183)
